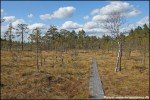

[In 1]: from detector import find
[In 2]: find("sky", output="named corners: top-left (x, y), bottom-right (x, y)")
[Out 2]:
top-left (1, 1), bottom-right (149, 40)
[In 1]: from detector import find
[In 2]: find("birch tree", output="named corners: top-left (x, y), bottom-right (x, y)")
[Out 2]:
top-left (102, 11), bottom-right (126, 72)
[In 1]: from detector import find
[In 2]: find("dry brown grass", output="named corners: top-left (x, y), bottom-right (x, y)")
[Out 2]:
top-left (1, 50), bottom-right (90, 99)
top-left (1, 50), bottom-right (149, 99)
top-left (95, 50), bottom-right (149, 96)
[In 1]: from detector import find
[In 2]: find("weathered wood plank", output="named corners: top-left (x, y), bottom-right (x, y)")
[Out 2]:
top-left (89, 58), bottom-right (104, 99)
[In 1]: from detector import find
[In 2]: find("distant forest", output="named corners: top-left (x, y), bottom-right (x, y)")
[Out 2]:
top-left (1, 24), bottom-right (149, 53)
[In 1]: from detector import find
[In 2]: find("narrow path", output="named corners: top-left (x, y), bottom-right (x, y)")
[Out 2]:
top-left (89, 58), bottom-right (104, 99)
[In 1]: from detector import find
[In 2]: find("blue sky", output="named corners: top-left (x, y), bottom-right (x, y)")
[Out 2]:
top-left (1, 1), bottom-right (149, 38)
top-left (1, 1), bottom-right (110, 25)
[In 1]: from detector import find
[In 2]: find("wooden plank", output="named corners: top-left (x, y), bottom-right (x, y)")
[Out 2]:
top-left (89, 58), bottom-right (104, 99)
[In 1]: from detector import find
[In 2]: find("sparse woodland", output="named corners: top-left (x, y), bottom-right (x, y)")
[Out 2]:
top-left (1, 23), bottom-right (149, 68)
top-left (1, 15), bottom-right (149, 98)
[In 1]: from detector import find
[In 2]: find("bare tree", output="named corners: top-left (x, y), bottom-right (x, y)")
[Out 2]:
top-left (102, 11), bottom-right (126, 72)
top-left (16, 24), bottom-right (29, 51)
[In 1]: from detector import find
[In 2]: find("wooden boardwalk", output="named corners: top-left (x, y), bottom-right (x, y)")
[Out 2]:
top-left (89, 58), bottom-right (104, 99)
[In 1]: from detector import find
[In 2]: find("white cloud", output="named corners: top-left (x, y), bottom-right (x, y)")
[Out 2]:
top-left (40, 14), bottom-right (51, 20)
top-left (86, 2), bottom-right (143, 36)
top-left (1, 25), bottom-right (9, 34)
top-left (28, 23), bottom-right (45, 30)
top-left (12, 19), bottom-right (25, 27)
top-left (59, 19), bottom-right (110, 36)
top-left (126, 9), bottom-right (140, 17)
top-left (83, 21), bottom-right (108, 36)
top-left (1, 25), bottom-right (8, 38)
top-left (84, 21), bottom-right (98, 29)
top-left (28, 14), bottom-right (34, 18)
top-left (88, 1), bottom-right (141, 36)
top-left (52, 6), bottom-right (76, 18)
top-left (3, 16), bottom-right (16, 22)
top-left (136, 16), bottom-right (149, 27)
top-left (91, 8), bottom-right (100, 15)
top-left (40, 6), bottom-right (76, 20)
top-left (1, 18), bottom-right (26, 38)
top-left (1, 22), bottom-right (47, 41)
top-left (83, 16), bottom-right (89, 20)
top-left (128, 16), bottom-right (149, 30)
top-left (1, 18), bottom-right (25, 32)
top-left (100, 1), bottom-right (132, 15)
top-left (2, 16), bottom-right (26, 27)
top-left (61, 21), bottom-right (82, 29)
top-left (84, 28), bottom-right (107, 34)
top-left (59, 20), bottom-right (107, 36)
top-left (92, 14), bottom-right (109, 22)
top-left (91, 1), bottom-right (140, 22)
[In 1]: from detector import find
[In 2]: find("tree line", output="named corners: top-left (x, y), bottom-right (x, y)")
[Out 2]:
top-left (1, 23), bottom-right (149, 53)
